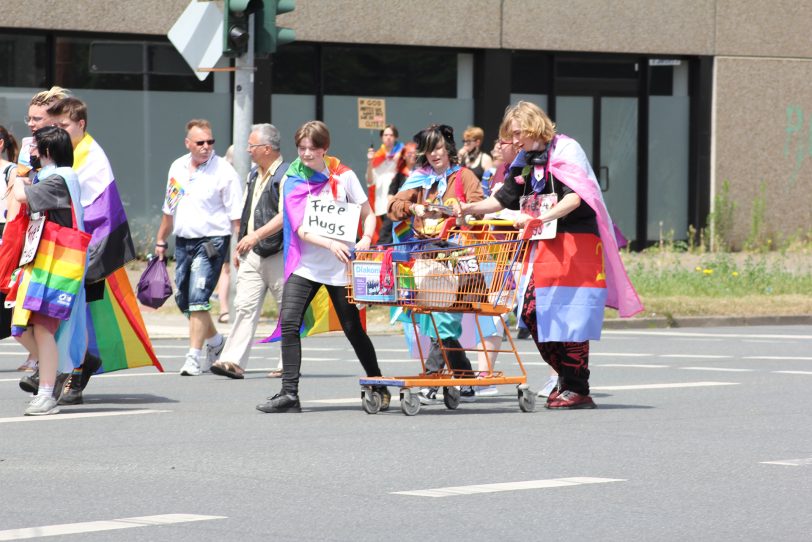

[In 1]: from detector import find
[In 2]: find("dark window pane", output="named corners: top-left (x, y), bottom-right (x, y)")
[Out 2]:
top-left (649, 65), bottom-right (674, 96)
top-left (90, 42), bottom-right (144, 73)
top-left (53, 36), bottom-right (211, 92)
top-left (0, 33), bottom-right (48, 87)
top-left (556, 59), bottom-right (638, 79)
top-left (322, 45), bottom-right (456, 97)
top-left (511, 52), bottom-right (550, 94)
top-left (270, 43), bottom-right (317, 94)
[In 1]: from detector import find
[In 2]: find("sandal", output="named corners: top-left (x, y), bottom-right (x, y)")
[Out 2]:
top-left (210, 361), bottom-right (244, 379)
top-left (217, 312), bottom-right (230, 324)
top-left (266, 369), bottom-right (283, 378)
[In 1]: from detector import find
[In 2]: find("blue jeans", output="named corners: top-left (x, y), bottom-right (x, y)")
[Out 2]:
top-left (174, 235), bottom-right (228, 313)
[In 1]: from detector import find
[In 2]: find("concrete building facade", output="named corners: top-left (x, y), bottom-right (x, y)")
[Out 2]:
top-left (3, 1), bottom-right (811, 249)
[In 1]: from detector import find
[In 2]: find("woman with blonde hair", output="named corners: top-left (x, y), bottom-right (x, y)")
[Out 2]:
top-left (459, 101), bottom-right (643, 409)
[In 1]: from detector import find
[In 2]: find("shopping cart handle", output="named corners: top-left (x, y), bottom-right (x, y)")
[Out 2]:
top-left (521, 218), bottom-right (543, 240)
top-left (465, 218), bottom-right (515, 226)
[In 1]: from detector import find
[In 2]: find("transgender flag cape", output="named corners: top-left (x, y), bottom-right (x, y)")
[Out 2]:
top-left (262, 157), bottom-right (364, 343)
top-left (74, 133), bottom-right (162, 373)
top-left (513, 135), bottom-right (642, 337)
top-left (546, 135), bottom-right (643, 318)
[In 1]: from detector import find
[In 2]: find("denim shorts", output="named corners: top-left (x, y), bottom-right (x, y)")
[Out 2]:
top-left (174, 235), bottom-right (229, 313)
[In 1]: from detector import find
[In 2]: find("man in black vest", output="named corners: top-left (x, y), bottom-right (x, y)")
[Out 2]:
top-left (210, 124), bottom-right (288, 379)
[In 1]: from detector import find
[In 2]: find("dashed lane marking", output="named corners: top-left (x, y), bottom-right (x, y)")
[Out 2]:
top-left (760, 457), bottom-right (812, 467)
top-left (744, 356), bottom-right (812, 361)
top-left (0, 514), bottom-right (225, 541)
top-left (772, 370), bottom-right (812, 375)
top-left (660, 354), bottom-right (732, 359)
top-left (680, 367), bottom-right (753, 372)
top-left (0, 409), bottom-right (170, 424)
top-left (605, 330), bottom-right (812, 340)
top-left (591, 381), bottom-right (739, 391)
top-left (392, 477), bottom-right (625, 498)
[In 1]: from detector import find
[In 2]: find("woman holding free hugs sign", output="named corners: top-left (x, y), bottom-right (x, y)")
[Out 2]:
top-left (256, 120), bottom-right (389, 414)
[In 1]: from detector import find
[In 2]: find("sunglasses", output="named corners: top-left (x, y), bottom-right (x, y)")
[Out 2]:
top-left (192, 139), bottom-right (215, 147)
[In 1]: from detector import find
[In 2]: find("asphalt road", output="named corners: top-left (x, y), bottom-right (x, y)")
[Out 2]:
top-left (1, 325), bottom-right (811, 541)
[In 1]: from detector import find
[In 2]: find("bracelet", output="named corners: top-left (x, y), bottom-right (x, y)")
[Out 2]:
top-left (362, 233), bottom-right (372, 240)
top-left (155, 242), bottom-right (168, 248)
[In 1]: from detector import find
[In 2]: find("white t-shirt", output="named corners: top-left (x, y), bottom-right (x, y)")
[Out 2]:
top-left (293, 167), bottom-right (367, 286)
top-left (162, 153), bottom-right (243, 238)
top-left (371, 158), bottom-right (397, 216)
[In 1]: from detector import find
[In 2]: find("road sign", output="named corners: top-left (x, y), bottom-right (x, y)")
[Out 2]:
top-left (168, 0), bottom-right (224, 81)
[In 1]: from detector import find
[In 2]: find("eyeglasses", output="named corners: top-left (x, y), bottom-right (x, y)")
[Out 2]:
top-left (25, 115), bottom-right (44, 124)
top-left (247, 143), bottom-right (269, 149)
top-left (192, 139), bottom-right (215, 147)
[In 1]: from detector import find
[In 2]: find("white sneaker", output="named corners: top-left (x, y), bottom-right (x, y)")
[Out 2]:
top-left (180, 354), bottom-right (202, 376)
top-left (25, 395), bottom-right (60, 416)
top-left (17, 358), bottom-right (38, 372)
top-left (202, 339), bottom-right (225, 372)
top-left (538, 375), bottom-right (559, 397)
top-left (475, 385), bottom-right (499, 397)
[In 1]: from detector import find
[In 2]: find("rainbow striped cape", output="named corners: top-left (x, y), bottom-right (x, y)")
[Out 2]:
top-left (74, 133), bottom-right (161, 373)
top-left (262, 157), bottom-right (362, 343)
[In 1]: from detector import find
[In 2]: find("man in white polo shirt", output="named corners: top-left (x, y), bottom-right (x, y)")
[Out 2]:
top-left (155, 119), bottom-right (243, 376)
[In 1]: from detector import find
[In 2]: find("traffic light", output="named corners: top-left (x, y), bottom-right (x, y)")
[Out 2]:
top-left (255, 0), bottom-right (296, 57)
top-left (223, 0), bottom-right (259, 57)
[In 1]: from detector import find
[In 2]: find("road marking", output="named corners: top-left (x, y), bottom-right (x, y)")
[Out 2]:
top-left (760, 457), bottom-right (812, 467)
top-left (0, 513), bottom-right (225, 541)
top-left (392, 477), bottom-right (625, 498)
top-left (680, 367), bottom-right (753, 372)
top-left (744, 356), bottom-right (812, 361)
top-left (595, 364), bottom-right (669, 368)
top-left (772, 370), bottom-right (812, 375)
top-left (592, 381), bottom-right (738, 391)
top-left (0, 409), bottom-right (170, 424)
top-left (300, 357), bottom-right (339, 361)
top-left (605, 330), bottom-right (812, 340)
top-left (660, 354), bottom-right (732, 359)
top-left (590, 353), bottom-right (651, 357)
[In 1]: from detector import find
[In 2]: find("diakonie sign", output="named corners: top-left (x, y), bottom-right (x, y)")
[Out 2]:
top-left (302, 196), bottom-right (361, 243)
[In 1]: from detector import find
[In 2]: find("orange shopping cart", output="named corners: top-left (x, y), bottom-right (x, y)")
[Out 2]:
top-left (348, 218), bottom-right (540, 416)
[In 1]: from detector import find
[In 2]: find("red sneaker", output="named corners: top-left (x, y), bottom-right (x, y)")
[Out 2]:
top-left (545, 390), bottom-right (596, 410)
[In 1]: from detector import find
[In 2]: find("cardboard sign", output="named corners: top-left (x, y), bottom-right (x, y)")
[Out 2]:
top-left (19, 215), bottom-right (45, 266)
top-left (352, 261), bottom-right (398, 302)
top-left (302, 195), bottom-right (361, 243)
top-left (358, 98), bottom-right (386, 130)
top-left (520, 193), bottom-right (558, 240)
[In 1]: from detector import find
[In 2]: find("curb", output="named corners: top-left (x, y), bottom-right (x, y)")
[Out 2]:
top-left (142, 314), bottom-right (812, 340)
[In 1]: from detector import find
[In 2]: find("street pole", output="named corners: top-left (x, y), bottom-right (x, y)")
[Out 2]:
top-left (231, 13), bottom-right (254, 184)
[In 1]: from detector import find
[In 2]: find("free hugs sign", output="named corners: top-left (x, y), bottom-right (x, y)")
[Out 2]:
top-left (302, 196), bottom-right (361, 243)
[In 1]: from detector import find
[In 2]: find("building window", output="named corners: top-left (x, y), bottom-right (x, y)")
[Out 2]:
top-left (0, 33), bottom-right (48, 87)
top-left (52, 36), bottom-right (212, 92)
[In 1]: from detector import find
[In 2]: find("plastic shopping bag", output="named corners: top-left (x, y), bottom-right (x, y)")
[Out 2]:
top-left (136, 257), bottom-right (172, 309)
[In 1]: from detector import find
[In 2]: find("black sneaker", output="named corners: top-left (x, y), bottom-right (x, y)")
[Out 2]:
top-left (19, 370), bottom-right (39, 394)
top-left (256, 393), bottom-right (301, 413)
top-left (460, 386), bottom-right (477, 403)
top-left (517, 328), bottom-right (532, 340)
top-left (58, 375), bottom-right (83, 405)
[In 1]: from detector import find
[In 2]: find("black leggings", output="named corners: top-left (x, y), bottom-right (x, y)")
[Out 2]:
top-left (280, 274), bottom-right (381, 394)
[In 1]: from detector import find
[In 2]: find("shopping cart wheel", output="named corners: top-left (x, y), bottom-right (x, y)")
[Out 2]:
top-left (443, 386), bottom-right (460, 410)
top-left (361, 388), bottom-right (382, 414)
top-left (518, 385), bottom-right (536, 412)
top-left (400, 389), bottom-right (421, 416)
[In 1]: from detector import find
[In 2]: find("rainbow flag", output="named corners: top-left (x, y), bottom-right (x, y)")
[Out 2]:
top-left (261, 157), bottom-right (359, 343)
top-left (22, 221), bottom-right (90, 320)
top-left (73, 133), bottom-right (160, 373)
top-left (261, 284), bottom-right (363, 343)
top-left (87, 267), bottom-right (163, 372)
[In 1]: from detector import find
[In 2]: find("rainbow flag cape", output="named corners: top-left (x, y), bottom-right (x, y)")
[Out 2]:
top-left (8, 167), bottom-right (89, 373)
top-left (74, 133), bottom-right (160, 373)
top-left (87, 267), bottom-right (163, 372)
top-left (261, 156), bottom-right (362, 343)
